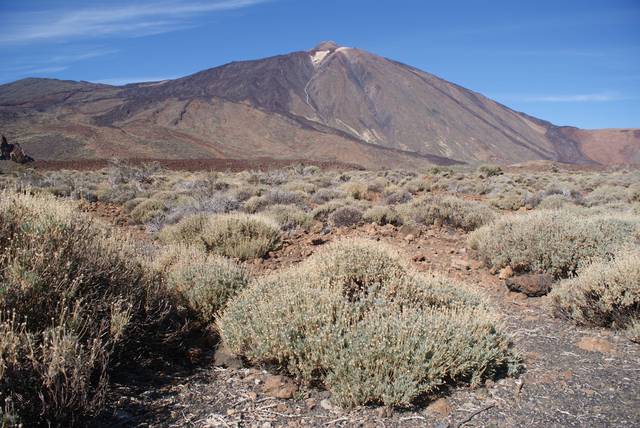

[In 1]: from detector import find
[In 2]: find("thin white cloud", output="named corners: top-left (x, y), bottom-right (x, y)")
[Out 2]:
top-left (92, 76), bottom-right (178, 86)
top-left (523, 93), bottom-right (624, 102)
top-left (494, 92), bottom-right (629, 103)
top-left (0, 0), bottom-right (269, 45)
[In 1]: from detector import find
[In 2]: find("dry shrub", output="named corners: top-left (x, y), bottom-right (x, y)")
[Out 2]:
top-left (311, 188), bottom-right (344, 204)
top-left (218, 240), bottom-right (519, 408)
top-left (585, 185), bottom-right (628, 207)
top-left (329, 206), bottom-right (363, 227)
top-left (399, 196), bottom-right (495, 231)
top-left (0, 191), bottom-right (175, 425)
top-left (263, 204), bottom-right (312, 231)
top-left (469, 210), bottom-right (640, 278)
top-left (340, 181), bottom-right (369, 200)
top-left (550, 249), bottom-right (639, 334)
top-left (130, 198), bottom-right (166, 224)
top-left (363, 206), bottom-right (402, 226)
top-left (158, 213), bottom-right (209, 244)
top-left (201, 214), bottom-right (281, 260)
top-left (156, 246), bottom-right (249, 323)
top-left (311, 200), bottom-right (346, 221)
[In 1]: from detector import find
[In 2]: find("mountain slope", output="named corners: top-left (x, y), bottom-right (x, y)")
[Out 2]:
top-left (0, 42), bottom-right (638, 167)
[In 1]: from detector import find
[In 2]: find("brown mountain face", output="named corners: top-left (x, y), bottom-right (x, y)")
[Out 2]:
top-left (0, 41), bottom-right (638, 168)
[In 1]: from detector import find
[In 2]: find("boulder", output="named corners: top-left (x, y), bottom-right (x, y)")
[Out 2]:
top-left (0, 136), bottom-right (34, 164)
top-left (505, 273), bottom-right (554, 297)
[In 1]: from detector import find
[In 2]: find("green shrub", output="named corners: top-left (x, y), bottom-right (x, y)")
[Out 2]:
top-left (130, 198), bottom-right (166, 224)
top-left (218, 240), bottom-right (519, 408)
top-left (311, 200), bottom-right (346, 221)
top-left (550, 249), bottom-right (639, 333)
top-left (329, 206), bottom-right (363, 227)
top-left (363, 206), bottom-right (402, 226)
top-left (0, 191), bottom-right (175, 425)
top-left (478, 165), bottom-right (503, 178)
top-left (157, 246), bottom-right (249, 323)
top-left (585, 185), bottom-right (628, 207)
top-left (201, 214), bottom-right (281, 260)
top-left (469, 210), bottom-right (640, 278)
top-left (244, 195), bottom-right (269, 213)
top-left (158, 213), bottom-right (209, 244)
top-left (399, 196), bottom-right (496, 231)
top-left (340, 181), bottom-right (368, 200)
top-left (264, 204), bottom-right (312, 231)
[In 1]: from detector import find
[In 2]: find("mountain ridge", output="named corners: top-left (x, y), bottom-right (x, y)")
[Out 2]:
top-left (0, 42), bottom-right (638, 168)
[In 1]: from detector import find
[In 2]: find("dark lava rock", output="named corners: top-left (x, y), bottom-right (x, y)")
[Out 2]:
top-left (506, 273), bottom-right (554, 297)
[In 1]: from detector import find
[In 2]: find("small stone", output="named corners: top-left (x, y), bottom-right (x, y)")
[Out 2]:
top-left (576, 337), bottom-right (615, 354)
top-left (213, 347), bottom-right (243, 369)
top-left (320, 398), bottom-right (334, 411)
top-left (498, 266), bottom-right (514, 280)
top-left (261, 422), bottom-right (273, 428)
top-left (226, 409), bottom-right (236, 416)
top-left (451, 258), bottom-right (470, 270)
top-left (404, 234), bottom-right (415, 242)
top-left (247, 391), bottom-right (257, 400)
top-left (398, 224), bottom-right (420, 238)
top-left (310, 237), bottom-right (325, 245)
top-left (276, 403), bottom-right (289, 413)
top-left (505, 273), bottom-right (554, 297)
top-left (262, 374), bottom-right (298, 399)
top-left (305, 398), bottom-right (317, 409)
top-left (427, 398), bottom-right (452, 416)
top-left (376, 406), bottom-right (393, 418)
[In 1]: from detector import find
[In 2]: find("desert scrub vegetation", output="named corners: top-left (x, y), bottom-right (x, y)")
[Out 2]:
top-left (398, 196), bottom-right (496, 231)
top-left (0, 191), bottom-right (182, 425)
top-left (160, 213), bottom-right (281, 260)
top-left (550, 249), bottom-right (639, 340)
top-left (263, 204), bottom-right (312, 231)
top-left (156, 245), bottom-right (250, 323)
top-left (329, 206), bottom-right (364, 227)
top-left (218, 239), bottom-right (519, 408)
top-left (363, 205), bottom-right (402, 226)
top-left (469, 210), bottom-right (640, 278)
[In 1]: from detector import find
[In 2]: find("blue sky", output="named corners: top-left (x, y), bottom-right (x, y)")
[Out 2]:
top-left (0, 0), bottom-right (638, 129)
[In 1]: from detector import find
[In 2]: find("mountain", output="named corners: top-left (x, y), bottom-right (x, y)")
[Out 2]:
top-left (0, 41), bottom-right (638, 168)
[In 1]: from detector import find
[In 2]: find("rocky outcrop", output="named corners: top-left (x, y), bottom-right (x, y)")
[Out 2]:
top-left (0, 135), bottom-right (33, 163)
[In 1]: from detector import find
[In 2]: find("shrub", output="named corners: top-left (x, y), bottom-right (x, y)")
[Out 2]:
top-left (628, 183), bottom-right (640, 203)
top-left (536, 194), bottom-right (576, 210)
top-left (478, 165), bottom-right (503, 178)
top-left (311, 188), bottom-right (344, 204)
top-left (244, 195), bottom-right (269, 213)
top-left (329, 206), bottom-right (363, 227)
top-left (626, 319), bottom-right (640, 343)
top-left (130, 198), bottom-right (166, 224)
top-left (585, 185), bottom-right (628, 207)
top-left (158, 213), bottom-right (209, 244)
top-left (264, 204), bottom-right (312, 231)
top-left (264, 189), bottom-right (305, 206)
top-left (218, 240), bottom-right (519, 408)
top-left (385, 190), bottom-right (412, 205)
top-left (201, 214), bottom-right (282, 260)
top-left (157, 246), bottom-right (249, 323)
top-left (550, 249), bottom-right (639, 333)
top-left (0, 191), bottom-right (175, 425)
top-left (311, 200), bottom-right (346, 221)
top-left (363, 206), bottom-right (402, 226)
top-left (340, 181), bottom-right (368, 200)
top-left (399, 196), bottom-right (496, 231)
top-left (468, 210), bottom-right (640, 278)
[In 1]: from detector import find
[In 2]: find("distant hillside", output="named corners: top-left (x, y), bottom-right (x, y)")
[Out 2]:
top-left (0, 41), bottom-right (638, 168)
